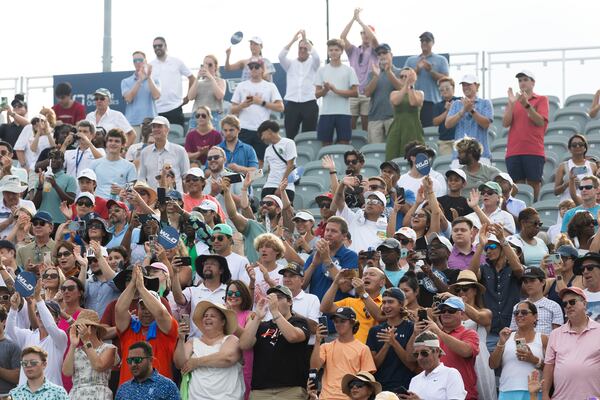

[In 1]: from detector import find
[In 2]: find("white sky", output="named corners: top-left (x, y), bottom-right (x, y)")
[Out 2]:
top-left (2, 0), bottom-right (600, 111)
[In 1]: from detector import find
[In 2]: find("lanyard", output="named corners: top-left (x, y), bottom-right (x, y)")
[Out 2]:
top-left (74, 148), bottom-right (85, 175)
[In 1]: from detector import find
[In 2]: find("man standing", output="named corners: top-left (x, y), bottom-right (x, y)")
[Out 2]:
top-left (404, 32), bottom-right (449, 127)
top-left (230, 57), bottom-right (284, 165)
top-left (32, 150), bottom-right (76, 225)
top-left (121, 50), bottom-right (161, 130)
top-left (543, 287), bottom-right (600, 400)
top-left (9, 346), bottom-right (69, 400)
top-left (0, 175), bottom-right (35, 238)
top-left (149, 36), bottom-right (195, 127)
top-left (61, 120), bottom-right (105, 177)
top-left (280, 262), bottom-right (321, 337)
top-left (315, 39), bottom-right (359, 146)
top-left (83, 242), bottom-right (119, 318)
top-left (85, 88), bottom-right (136, 147)
top-left (415, 296), bottom-right (479, 400)
top-left (561, 176), bottom-right (600, 232)
top-left (15, 211), bottom-right (55, 268)
top-left (340, 8), bottom-right (379, 131)
top-left (504, 70), bottom-right (549, 201)
top-left (456, 137), bottom-right (502, 195)
top-left (432, 77), bottom-right (461, 155)
top-left (115, 341), bottom-right (180, 400)
top-left (446, 74), bottom-right (494, 164)
top-left (259, 120), bottom-right (297, 203)
top-left (52, 82), bottom-right (86, 126)
top-left (138, 116), bottom-right (190, 192)
top-left (364, 43), bottom-right (401, 143)
top-left (279, 30), bottom-right (320, 140)
top-left (0, 97), bottom-right (28, 149)
top-left (240, 289), bottom-right (310, 399)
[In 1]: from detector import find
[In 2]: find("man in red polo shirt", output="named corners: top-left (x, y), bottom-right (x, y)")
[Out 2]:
top-left (414, 296), bottom-right (479, 400)
top-left (503, 70), bottom-right (549, 201)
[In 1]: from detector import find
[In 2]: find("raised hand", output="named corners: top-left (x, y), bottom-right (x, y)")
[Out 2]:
top-left (321, 155), bottom-right (336, 172)
top-left (467, 188), bottom-right (480, 208)
top-left (507, 88), bottom-right (517, 104)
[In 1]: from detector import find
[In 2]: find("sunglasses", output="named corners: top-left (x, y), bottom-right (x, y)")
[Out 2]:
top-left (513, 310), bottom-right (533, 317)
top-left (57, 251), bottom-right (72, 258)
top-left (562, 299), bottom-right (580, 307)
top-left (88, 223), bottom-right (104, 230)
top-left (349, 380), bottom-right (367, 389)
top-left (412, 350), bottom-right (432, 358)
top-left (398, 238), bottom-right (410, 245)
top-left (153, 44), bottom-right (164, 48)
top-left (207, 155), bottom-right (221, 161)
top-left (438, 307), bottom-right (459, 314)
top-left (211, 235), bottom-right (226, 242)
top-left (32, 220), bottom-right (47, 227)
top-left (365, 199), bottom-right (383, 206)
top-left (528, 220), bottom-right (543, 227)
top-left (185, 176), bottom-right (201, 182)
top-left (480, 190), bottom-right (497, 196)
top-left (484, 243), bottom-right (499, 251)
top-left (247, 63), bottom-right (262, 70)
top-left (570, 142), bottom-right (586, 148)
top-left (260, 201), bottom-right (274, 207)
top-left (133, 58), bottom-right (144, 63)
top-left (60, 285), bottom-right (77, 292)
top-left (0, 294), bottom-right (10, 301)
top-left (584, 264), bottom-right (600, 271)
top-left (126, 356), bottom-right (150, 365)
top-left (195, 113), bottom-right (208, 119)
top-left (20, 360), bottom-right (41, 367)
top-left (77, 200), bottom-right (93, 207)
top-left (318, 202), bottom-right (332, 209)
top-left (455, 285), bottom-right (476, 293)
top-left (345, 159), bottom-right (359, 165)
top-left (94, 97), bottom-right (107, 101)
top-left (227, 290), bottom-right (242, 298)
top-left (579, 185), bottom-right (594, 191)
top-left (42, 273), bottom-right (58, 280)
top-left (137, 190), bottom-right (149, 197)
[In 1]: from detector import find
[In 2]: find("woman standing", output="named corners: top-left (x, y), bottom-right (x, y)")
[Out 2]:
top-left (174, 301), bottom-right (245, 400)
top-left (187, 55), bottom-right (226, 130)
top-left (489, 301), bottom-right (547, 400)
top-left (449, 270), bottom-right (497, 400)
top-left (225, 38), bottom-right (276, 82)
top-left (184, 105), bottom-right (223, 164)
top-left (386, 67), bottom-right (424, 161)
top-left (62, 309), bottom-right (118, 399)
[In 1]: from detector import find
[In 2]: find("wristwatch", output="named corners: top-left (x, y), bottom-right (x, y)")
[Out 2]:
top-left (261, 101), bottom-right (267, 107)
top-left (470, 109), bottom-right (476, 115)
top-left (361, 292), bottom-right (369, 300)
top-left (525, 103), bottom-right (531, 109)
top-left (85, 342), bottom-right (93, 349)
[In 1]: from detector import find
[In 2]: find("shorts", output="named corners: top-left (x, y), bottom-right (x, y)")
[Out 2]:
top-left (317, 114), bottom-right (352, 143)
top-left (506, 155), bottom-right (545, 182)
top-left (239, 128), bottom-right (267, 160)
top-left (250, 387), bottom-right (307, 400)
top-left (367, 118), bottom-right (393, 143)
top-left (349, 95), bottom-right (370, 116)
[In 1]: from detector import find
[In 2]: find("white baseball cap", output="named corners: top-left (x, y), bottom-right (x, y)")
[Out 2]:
top-left (249, 36), bottom-right (263, 45)
top-left (495, 172), bottom-right (514, 186)
top-left (445, 168), bottom-right (467, 182)
top-left (515, 70), bottom-right (536, 81)
top-left (198, 199), bottom-right (218, 212)
top-left (292, 211), bottom-right (315, 222)
top-left (77, 168), bottom-right (97, 181)
top-left (364, 191), bottom-right (386, 205)
top-left (75, 192), bottom-right (96, 204)
top-left (184, 167), bottom-right (205, 179)
top-left (151, 116), bottom-right (170, 129)
top-left (459, 74), bottom-right (480, 84)
top-left (263, 195), bottom-right (283, 209)
top-left (394, 227), bottom-right (417, 242)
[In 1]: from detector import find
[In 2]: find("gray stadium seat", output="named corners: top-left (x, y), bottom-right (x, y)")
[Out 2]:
top-left (514, 183), bottom-right (534, 206)
top-left (545, 121), bottom-right (580, 139)
top-left (391, 158), bottom-right (411, 175)
top-left (169, 124), bottom-right (186, 145)
top-left (293, 194), bottom-right (304, 209)
top-left (360, 159), bottom-right (381, 178)
top-left (539, 183), bottom-right (558, 202)
top-left (360, 143), bottom-right (387, 163)
top-left (490, 138), bottom-right (508, 154)
top-left (487, 129), bottom-right (497, 147)
top-left (295, 131), bottom-right (322, 154)
top-left (533, 200), bottom-right (560, 227)
top-left (490, 152), bottom-right (508, 173)
top-left (432, 154), bottom-right (453, 172)
top-left (351, 130), bottom-right (368, 149)
top-left (543, 151), bottom-right (559, 183)
top-left (543, 138), bottom-right (570, 157)
top-left (423, 126), bottom-right (439, 147)
top-left (584, 120), bottom-right (600, 136)
top-left (296, 146), bottom-right (314, 166)
top-left (491, 115), bottom-right (505, 134)
top-left (251, 176), bottom-right (267, 200)
top-left (295, 177), bottom-right (325, 210)
top-left (491, 97), bottom-right (509, 116)
top-left (553, 106), bottom-right (590, 131)
top-left (302, 160), bottom-right (330, 179)
top-left (317, 144), bottom-right (355, 170)
top-left (498, 127), bottom-right (510, 138)
top-left (548, 96), bottom-right (561, 121)
top-left (564, 94), bottom-right (594, 110)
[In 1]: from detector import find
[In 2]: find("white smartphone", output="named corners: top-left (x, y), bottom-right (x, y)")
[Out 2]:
top-left (249, 169), bottom-right (264, 181)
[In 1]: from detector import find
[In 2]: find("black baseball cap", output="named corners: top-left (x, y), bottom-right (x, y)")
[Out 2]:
top-left (521, 267), bottom-right (546, 281)
top-left (332, 306), bottom-right (357, 320)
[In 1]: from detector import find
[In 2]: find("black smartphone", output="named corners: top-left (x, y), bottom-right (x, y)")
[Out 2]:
top-left (225, 173), bottom-right (243, 184)
top-left (397, 386), bottom-right (409, 395)
top-left (177, 256), bottom-right (191, 266)
top-left (318, 316), bottom-right (328, 334)
top-left (157, 187), bottom-right (166, 205)
top-left (308, 368), bottom-right (320, 391)
top-left (397, 187), bottom-right (405, 199)
top-left (418, 309), bottom-right (428, 321)
top-left (432, 295), bottom-right (443, 309)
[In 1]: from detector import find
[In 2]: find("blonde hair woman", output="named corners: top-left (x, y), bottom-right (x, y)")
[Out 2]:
top-left (188, 54), bottom-right (226, 130)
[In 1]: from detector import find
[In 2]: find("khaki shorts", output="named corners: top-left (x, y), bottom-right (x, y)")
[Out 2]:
top-left (250, 387), bottom-right (307, 400)
top-left (437, 140), bottom-right (455, 156)
top-left (349, 95), bottom-right (370, 116)
top-left (367, 118), bottom-right (393, 144)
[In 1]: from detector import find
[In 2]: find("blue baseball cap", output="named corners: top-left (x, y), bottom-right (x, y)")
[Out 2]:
top-left (440, 296), bottom-right (465, 311)
top-left (32, 211), bottom-right (53, 224)
top-left (166, 190), bottom-right (182, 201)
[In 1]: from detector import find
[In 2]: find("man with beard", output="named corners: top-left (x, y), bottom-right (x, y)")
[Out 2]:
top-left (83, 240), bottom-right (118, 317)
top-left (116, 265), bottom-right (178, 385)
top-left (216, 115), bottom-right (258, 175)
top-left (210, 223), bottom-right (248, 281)
top-left (416, 233), bottom-right (459, 307)
top-left (171, 254), bottom-right (230, 338)
top-left (32, 149), bottom-right (76, 225)
top-left (456, 137), bottom-right (501, 195)
top-left (61, 120), bottom-right (105, 177)
top-left (15, 211), bottom-right (55, 269)
top-left (105, 200), bottom-right (129, 248)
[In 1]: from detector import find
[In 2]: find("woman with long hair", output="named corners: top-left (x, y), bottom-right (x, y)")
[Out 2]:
top-left (53, 241), bottom-right (80, 278)
top-left (554, 134), bottom-right (596, 202)
top-left (567, 210), bottom-right (596, 254)
top-left (515, 208), bottom-right (548, 267)
top-left (41, 266), bottom-right (66, 303)
top-left (185, 105), bottom-right (223, 164)
top-left (6, 206), bottom-right (34, 248)
top-left (399, 272), bottom-right (420, 319)
top-left (188, 54), bottom-right (226, 130)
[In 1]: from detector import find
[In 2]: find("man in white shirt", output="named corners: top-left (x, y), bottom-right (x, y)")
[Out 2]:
top-left (278, 29), bottom-right (320, 140)
top-left (331, 178), bottom-right (387, 253)
top-left (210, 223), bottom-right (248, 282)
top-left (138, 116), bottom-right (190, 192)
top-left (230, 57), bottom-right (284, 165)
top-left (61, 120), bottom-right (105, 178)
top-left (85, 88), bottom-right (136, 147)
top-left (149, 36), bottom-right (195, 127)
top-left (258, 120), bottom-right (297, 204)
top-left (0, 175), bottom-right (35, 238)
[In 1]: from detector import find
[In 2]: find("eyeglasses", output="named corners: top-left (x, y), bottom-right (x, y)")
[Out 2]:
top-left (412, 213), bottom-right (426, 219)
top-left (579, 185), bottom-right (594, 191)
top-left (455, 285), bottom-right (476, 293)
top-left (153, 44), bottom-right (164, 49)
top-left (562, 299), bottom-right (581, 307)
top-left (57, 251), bottom-right (72, 258)
top-left (60, 285), bottom-right (77, 292)
top-left (412, 350), bottom-right (432, 358)
top-left (137, 190), bottom-right (149, 197)
top-left (260, 201), bottom-right (274, 207)
top-left (88, 223), bottom-right (104, 230)
top-left (126, 356), bottom-right (151, 365)
top-left (438, 307), bottom-right (459, 314)
top-left (513, 309), bottom-right (533, 317)
top-left (0, 294), bottom-right (10, 301)
top-left (349, 380), bottom-right (367, 389)
top-left (133, 58), bottom-right (144, 63)
top-left (570, 142), bottom-right (586, 148)
top-left (227, 290), bottom-right (242, 298)
top-left (247, 63), bottom-right (262, 70)
top-left (20, 360), bottom-right (41, 367)
top-left (583, 264), bottom-right (600, 271)
top-left (185, 176), bottom-right (201, 182)
top-left (484, 243), bottom-right (499, 251)
top-left (345, 159), bottom-right (359, 166)
top-left (398, 238), bottom-right (410, 245)
top-left (77, 200), bottom-right (93, 207)
top-left (211, 235), bottom-right (226, 242)
top-left (318, 202), bottom-right (332, 209)
top-left (207, 155), bottom-right (221, 161)
top-left (32, 220), bottom-right (47, 227)
top-left (42, 273), bottom-right (58, 280)
top-left (195, 113), bottom-right (208, 119)
top-left (365, 199), bottom-right (383, 206)
top-left (94, 97), bottom-right (107, 102)
top-left (480, 190), bottom-right (497, 196)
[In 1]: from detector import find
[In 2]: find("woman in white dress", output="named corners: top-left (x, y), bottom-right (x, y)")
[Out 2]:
top-left (448, 270), bottom-right (497, 400)
top-left (174, 300), bottom-right (245, 400)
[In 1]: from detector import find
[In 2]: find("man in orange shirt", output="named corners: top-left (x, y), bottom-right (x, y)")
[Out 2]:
top-left (115, 265), bottom-right (178, 385)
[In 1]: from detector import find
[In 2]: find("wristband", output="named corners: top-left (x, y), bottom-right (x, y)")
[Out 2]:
top-left (262, 101), bottom-right (267, 107)
top-left (272, 314), bottom-right (281, 322)
top-left (525, 103), bottom-right (531, 109)
top-left (329, 171), bottom-right (337, 175)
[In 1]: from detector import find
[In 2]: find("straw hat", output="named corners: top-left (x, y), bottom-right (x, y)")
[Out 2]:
top-left (73, 309), bottom-right (109, 339)
top-left (133, 181), bottom-right (157, 205)
top-left (341, 371), bottom-right (382, 396)
top-left (449, 270), bottom-right (486, 294)
top-left (193, 301), bottom-right (238, 335)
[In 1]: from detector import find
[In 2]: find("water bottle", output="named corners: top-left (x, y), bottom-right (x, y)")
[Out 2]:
top-left (43, 166), bottom-right (53, 192)
top-left (375, 216), bottom-right (387, 241)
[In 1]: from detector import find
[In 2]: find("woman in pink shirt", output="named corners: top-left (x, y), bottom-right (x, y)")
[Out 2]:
top-left (184, 105), bottom-right (223, 165)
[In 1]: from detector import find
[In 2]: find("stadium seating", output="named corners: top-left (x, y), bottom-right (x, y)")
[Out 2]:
top-left (317, 145), bottom-right (355, 170)
top-left (296, 146), bottom-right (315, 166)
top-left (514, 183), bottom-right (534, 205)
top-left (548, 96), bottom-right (561, 121)
top-left (491, 97), bottom-right (509, 117)
top-left (251, 176), bottom-right (267, 200)
top-left (542, 151), bottom-right (559, 183)
top-left (351, 130), bottom-right (369, 149)
top-left (295, 177), bottom-right (326, 210)
top-left (584, 120), bottom-right (600, 136)
top-left (169, 124), bottom-right (186, 145)
top-left (360, 159), bottom-right (381, 178)
top-left (564, 93), bottom-right (594, 110)
top-left (539, 183), bottom-right (557, 202)
top-left (391, 158), bottom-right (411, 174)
top-left (423, 126), bottom-right (439, 147)
top-left (490, 152), bottom-right (508, 173)
top-left (432, 154), bottom-right (453, 171)
top-left (360, 143), bottom-right (387, 163)
top-left (490, 138), bottom-right (508, 154)
top-left (295, 131), bottom-right (322, 154)
top-left (553, 106), bottom-right (590, 131)
top-left (543, 137), bottom-right (570, 157)
top-left (533, 200), bottom-right (560, 227)
top-left (545, 121), bottom-right (580, 138)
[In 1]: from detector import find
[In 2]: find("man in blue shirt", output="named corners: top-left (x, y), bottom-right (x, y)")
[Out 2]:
top-left (115, 341), bottom-right (179, 400)
top-left (404, 32), bottom-right (449, 127)
top-left (121, 51), bottom-right (161, 129)
top-left (9, 346), bottom-right (69, 400)
top-left (561, 175), bottom-right (600, 233)
top-left (217, 115), bottom-right (258, 174)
